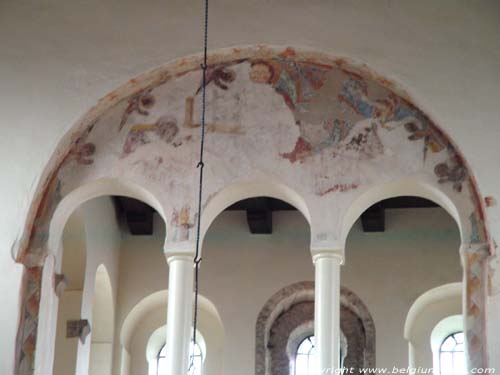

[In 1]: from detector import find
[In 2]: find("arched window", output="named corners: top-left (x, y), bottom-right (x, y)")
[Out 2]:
top-left (295, 336), bottom-right (317, 375)
top-left (293, 335), bottom-right (346, 375)
top-left (157, 341), bottom-right (203, 375)
top-left (257, 283), bottom-right (373, 375)
top-left (439, 332), bottom-right (465, 375)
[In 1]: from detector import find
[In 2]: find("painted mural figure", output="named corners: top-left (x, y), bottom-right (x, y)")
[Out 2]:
top-left (170, 205), bottom-right (194, 242)
top-left (118, 89), bottom-right (156, 131)
top-left (122, 115), bottom-right (180, 156)
top-left (434, 148), bottom-right (467, 192)
top-left (249, 58), bottom-right (330, 113)
top-left (249, 59), bottom-right (386, 163)
top-left (403, 121), bottom-right (446, 160)
top-left (195, 64), bottom-right (237, 94)
top-left (67, 142), bottom-right (96, 165)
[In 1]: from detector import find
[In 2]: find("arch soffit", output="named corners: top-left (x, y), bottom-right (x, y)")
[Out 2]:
top-left (339, 177), bottom-right (464, 246)
top-left (404, 282), bottom-right (462, 342)
top-left (25, 177), bottom-right (168, 267)
top-left (199, 178), bottom-right (312, 246)
top-left (120, 290), bottom-right (222, 353)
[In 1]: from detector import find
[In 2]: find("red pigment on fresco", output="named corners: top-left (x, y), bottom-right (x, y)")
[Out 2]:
top-left (280, 137), bottom-right (312, 163)
top-left (279, 47), bottom-right (297, 59)
top-left (318, 183), bottom-right (359, 196)
top-left (485, 196), bottom-right (496, 207)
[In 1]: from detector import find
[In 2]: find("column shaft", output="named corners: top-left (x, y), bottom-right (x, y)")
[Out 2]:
top-left (165, 255), bottom-right (194, 375)
top-left (314, 254), bottom-right (342, 374)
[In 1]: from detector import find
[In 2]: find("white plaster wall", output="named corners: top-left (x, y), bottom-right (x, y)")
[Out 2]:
top-left (89, 266), bottom-right (114, 375)
top-left (53, 210), bottom-right (87, 375)
top-left (343, 208), bottom-right (462, 369)
top-left (77, 197), bottom-right (121, 375)
top-left (113, 216), bottom-right (169, 375)
top-left (404, 284), bottom-right (462, 369)
top-left (53, 291), bottom-right (84, 375)
top-left (129, 308), bottom-right (166, 375)
top-left (51, 197), bottom-right (121, 375)
top-left (1, 1), bottom-right (500, 372)
top-left (89, 344), bottom-right (113, 375)
top-left (91, 267), bottom-right (114, 345)
top-left (127, 306), bottom-right (223, 375)
top-left (114, 206), bottom-right (462, 374)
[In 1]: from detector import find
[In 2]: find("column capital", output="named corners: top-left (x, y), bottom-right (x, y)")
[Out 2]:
top-left (311, 248), bottom-right (344, 264)
top-left (164, 242), bottom-right (196, 263)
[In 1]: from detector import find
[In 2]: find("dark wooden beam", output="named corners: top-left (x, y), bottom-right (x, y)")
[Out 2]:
top-left (380, 196), bottom-right (438, 209)
top-left (361, 203), bottom-right (385, 232)
top-left (113, 195), bottom-right (439, 235)
top-left (227, 197), bottom-right (297, 234)
top-left (245, 197), bottom-right (273, 234)
top-left (359, 196), bottom-right (438, 233)
top-left (114, 196), bottom-right (154, 235)
top-left (227, 198), bottom-right (295, 211)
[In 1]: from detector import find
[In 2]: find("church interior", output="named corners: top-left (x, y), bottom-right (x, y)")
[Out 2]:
top-left (1, 1), bottom-right (499, 375)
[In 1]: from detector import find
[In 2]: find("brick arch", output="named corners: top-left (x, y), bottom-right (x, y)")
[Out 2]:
top-left (255, 281), bottom-right (375, 374)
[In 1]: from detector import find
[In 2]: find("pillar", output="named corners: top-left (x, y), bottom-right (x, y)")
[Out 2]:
top-left (460, 242), bottom-right (490, 372)
top-left (313, 250), bottom-right (344, 375)
top-left (164, 251), bottom-right (194, 374)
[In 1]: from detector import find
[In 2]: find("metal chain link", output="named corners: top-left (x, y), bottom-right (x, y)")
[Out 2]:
top-left (189, 0), bottom-right (209, 373)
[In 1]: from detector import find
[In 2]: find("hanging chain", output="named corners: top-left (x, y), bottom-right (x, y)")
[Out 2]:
top-left (190, 0), bottom-right (209, 373)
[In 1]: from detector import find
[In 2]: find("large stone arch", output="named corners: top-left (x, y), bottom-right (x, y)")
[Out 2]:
top-left (12, 45), bottom-right (493, 373)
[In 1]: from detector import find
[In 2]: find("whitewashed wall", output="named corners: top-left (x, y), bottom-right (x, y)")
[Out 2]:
top-left (53, 211), bottom-right (87, 375)
top-left (49, 198), bottom-right (121, 375)
top-left (114, 207), bottom-right (461, 374)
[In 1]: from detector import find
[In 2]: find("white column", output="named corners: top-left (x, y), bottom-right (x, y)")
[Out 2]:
top-left (314, 251), bottom-right (343, 375)
top-left (164, 253), bottom-right (194, 375)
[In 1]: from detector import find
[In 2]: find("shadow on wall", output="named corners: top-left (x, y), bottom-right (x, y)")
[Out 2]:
top-left (89, 265), bottom-right (114, 375)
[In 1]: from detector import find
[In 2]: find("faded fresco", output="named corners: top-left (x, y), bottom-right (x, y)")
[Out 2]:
top-left (13, 46), bottom-right (492, 373)
top-left (49, 50), bottom-right (487, 245)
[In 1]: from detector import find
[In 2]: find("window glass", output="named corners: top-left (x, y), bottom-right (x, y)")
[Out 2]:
top-left (295, 336), bottom-right (317, 375)
top-left (439, 332), bottom-right (465, 375)
top-left (157, 341), bottom-right (203, 375)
